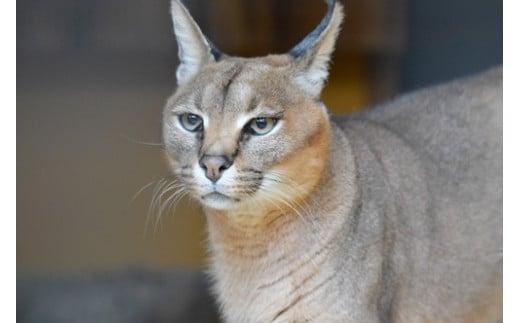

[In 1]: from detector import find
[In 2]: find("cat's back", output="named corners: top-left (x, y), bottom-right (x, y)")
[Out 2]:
top-left (333, 67), bottom-right (502, 321)
top-left (347, 67), bottom-right (502, 166)
top-left (335, 66), bottom-right (502, 248)
top-left (351, 66), bottom-right (501, 215)
top-left (336, 66), bottom-right (502, 204)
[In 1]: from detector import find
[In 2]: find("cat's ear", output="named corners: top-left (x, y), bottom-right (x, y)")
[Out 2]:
top-left (289, 0), bottom-right (344, 98)
top-left (171, 0), bottom-right (222, 86)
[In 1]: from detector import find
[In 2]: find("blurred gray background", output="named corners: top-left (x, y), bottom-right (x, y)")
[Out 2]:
top-left (17, 0), bottom-right (501, 321)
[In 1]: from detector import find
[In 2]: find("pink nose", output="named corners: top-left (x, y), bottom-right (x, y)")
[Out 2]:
top-left (198, 155), bottom-right (233, 183)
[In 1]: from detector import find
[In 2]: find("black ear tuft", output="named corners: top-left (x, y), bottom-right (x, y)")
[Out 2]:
top-left (289, 0), bottom-right (337, 58)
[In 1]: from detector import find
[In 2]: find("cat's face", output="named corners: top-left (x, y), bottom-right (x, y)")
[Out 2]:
top-left (163, 0), bottom-right (343, 211)
top-left (163, 57), bottom-right (330, 210)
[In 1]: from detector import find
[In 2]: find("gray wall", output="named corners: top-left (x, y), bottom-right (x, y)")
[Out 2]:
top-left (401, 0), bottom-right (502, 90)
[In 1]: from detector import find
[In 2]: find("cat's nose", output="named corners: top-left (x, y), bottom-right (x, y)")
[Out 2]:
top-left (198, 155), bottom-right (233, 183)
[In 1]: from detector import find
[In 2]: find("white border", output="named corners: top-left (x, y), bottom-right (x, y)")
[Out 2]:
top-left (7, 1), bottom-right (508, 322)
top-left (1, 0), bottom-right (17, 321)
top-left (503, 0), bottom-right (516, 321)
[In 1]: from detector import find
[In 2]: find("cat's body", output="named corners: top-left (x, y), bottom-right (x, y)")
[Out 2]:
top-left (206, 68), bottom-right (502, 323)
top-left (163, 1), bottom-right (502, 321)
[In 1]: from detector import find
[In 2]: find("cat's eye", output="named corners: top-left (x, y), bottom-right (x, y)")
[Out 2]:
top-left (179, 113), bottom-right (203, 132)
top-left (245, 117), bottom-right (278, 136)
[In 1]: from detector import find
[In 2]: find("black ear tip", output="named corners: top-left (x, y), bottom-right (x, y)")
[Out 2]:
top-left (288, 0), bottom-right (340, 58)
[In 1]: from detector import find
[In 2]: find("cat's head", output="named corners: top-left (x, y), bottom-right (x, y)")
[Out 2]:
top-left (163, 0), bottom-right (344, 211)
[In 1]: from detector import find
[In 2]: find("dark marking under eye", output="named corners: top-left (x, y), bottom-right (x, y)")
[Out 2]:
top-left (196, 129), bottom-right (204, 141)
top-left (239, 131), bottom-right (252, 144)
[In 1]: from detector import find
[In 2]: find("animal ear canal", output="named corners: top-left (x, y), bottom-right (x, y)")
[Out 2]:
top-left (289, 0), bottom-right (345, 98)
top-left (170, 0), bottom-right (222, 86)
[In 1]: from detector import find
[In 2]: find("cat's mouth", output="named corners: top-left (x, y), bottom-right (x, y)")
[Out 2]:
top-left (201, 192), bottom-right (240, 210)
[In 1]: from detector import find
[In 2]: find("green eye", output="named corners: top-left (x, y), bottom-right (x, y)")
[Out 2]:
top-left (179, 113), bottom-right (203, 132)
top-left (246, 117), bottom-right (278, 136)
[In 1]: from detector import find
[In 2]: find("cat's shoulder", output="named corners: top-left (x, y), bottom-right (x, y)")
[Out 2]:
top-left (332, 66), bottom-right (502, 142)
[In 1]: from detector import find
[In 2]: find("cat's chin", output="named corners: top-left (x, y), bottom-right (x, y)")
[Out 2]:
top-left (200, 192), bottom-right (240, 210)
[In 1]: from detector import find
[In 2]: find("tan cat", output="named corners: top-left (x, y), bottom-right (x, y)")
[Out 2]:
top-left (162, 0), bottom-right (502, 322)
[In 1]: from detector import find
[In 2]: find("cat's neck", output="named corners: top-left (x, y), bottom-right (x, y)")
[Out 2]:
top-left (204, 123), bottom-right (357, 320)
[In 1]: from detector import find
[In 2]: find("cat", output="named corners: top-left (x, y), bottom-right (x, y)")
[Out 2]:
top-left (161, 0), bottom-right (502, 322)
